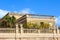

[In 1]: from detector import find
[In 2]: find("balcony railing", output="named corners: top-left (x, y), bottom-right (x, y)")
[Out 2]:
top-left (0, 28), bottom-right (59, 34)
top-left (0, 28), bottom-right (15, 33)
top-left (20, 29), bottom-right (54, 33)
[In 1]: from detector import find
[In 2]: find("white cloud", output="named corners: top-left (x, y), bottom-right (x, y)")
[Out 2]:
top-left (0, 9), bottom-right (9, 18)
top-left (18, 8), bottom-right (35, 14)
top-left (56, 16), bottom-right (60, 26)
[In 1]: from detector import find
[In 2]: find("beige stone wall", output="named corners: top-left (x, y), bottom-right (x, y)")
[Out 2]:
top-left (27, 17), bottom-right (55, 27)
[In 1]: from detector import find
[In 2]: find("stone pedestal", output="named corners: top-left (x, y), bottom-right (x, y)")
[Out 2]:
top-left (20, 24), bottom-right (23, 34)
top-left (16, 24), bottom-right (19, 40)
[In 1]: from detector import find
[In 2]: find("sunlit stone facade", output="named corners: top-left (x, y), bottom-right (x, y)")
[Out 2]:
top-left (17, 14), bottom-right (56, 29)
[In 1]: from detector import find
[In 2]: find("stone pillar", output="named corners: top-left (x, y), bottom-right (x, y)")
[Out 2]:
top-left (38, 29), bottom-right (40, 33)
top-left (57, 29), bottom-right (59, 34)
top-left (53, 25), bottom-right (56, 34)
top-left (56, 27), bottom-right (59, 40)
top-left (16, 24), bottom-right (19, 40)
top-left (57, 26), bottom-right (59, 34)
top-left (53, 25), bottom-right (57, 40)
top-left (20, 24), bottom-right (23, 34)
top-left (54, 29), bottom-right (56, 34)
top-left (16, 24), bottom-right (19, 34)
top-left (20, 24), bottom-right (23, 40)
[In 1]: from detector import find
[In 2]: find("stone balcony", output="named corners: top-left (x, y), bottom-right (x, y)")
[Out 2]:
top-left (0, 24), bottom-right (59, 40)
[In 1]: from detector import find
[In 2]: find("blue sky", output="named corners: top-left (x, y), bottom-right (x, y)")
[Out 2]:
top-left (0, 0), bottom-right (60, 26)
top-left (0, 0), bottom-right (60, 16)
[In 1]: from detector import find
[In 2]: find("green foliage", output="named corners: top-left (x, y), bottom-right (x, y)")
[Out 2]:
top-left (40, 22), bottom-right (50, 29)
top-left (44, 23), bottom-right (50, 28)
top-left (11, 16), bottom-right (16, 28)
top-left (27, 22), bottom-right (34, 29)
top-left (23, 22), bottom-right (40, 29)
top-left (23, 22), bottom-right (50, 29)
top-left (0, 14), bottom-right (16, 28)
top-left (33, 23), bottom-right (40, 29)
top-left (23, 23), bottom-right (27, 28)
